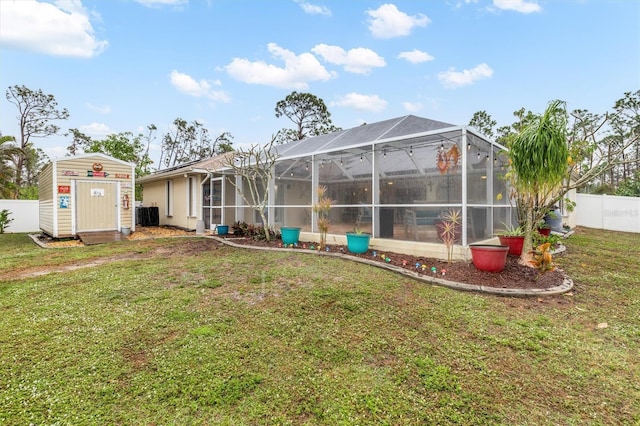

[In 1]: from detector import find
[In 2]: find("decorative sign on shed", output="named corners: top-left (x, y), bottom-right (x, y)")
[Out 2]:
top-left (57, 185), bottom-right (71, 193)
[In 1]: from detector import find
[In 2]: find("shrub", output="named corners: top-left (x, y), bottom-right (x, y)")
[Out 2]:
top-left (0, 209), bottom-right (13, 233)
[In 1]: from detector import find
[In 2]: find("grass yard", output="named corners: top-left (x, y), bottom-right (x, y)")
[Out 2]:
top-left (0, 228), bottom-right (638, 425)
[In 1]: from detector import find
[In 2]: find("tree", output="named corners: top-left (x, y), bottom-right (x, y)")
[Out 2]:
top-left (616, 171), bottom-right (640, 196)
top-left (224, 135), bottom-right (279, 241)
top-left (469, 111), bottom-right (497, 139)
top-left (84, 131), bottom-right (154, 201)
top-left (159, 119), bottom-right (234, 169)
top-left (18, 144), bottom-right (48, 199)
top-left (274, 91), bottom-right (340, 144)
top-left (5, 85), bottom-right (69, 197)
top-left (0, 135), bottom-right (23, 198)
top-left (66, 128), bottom-right (92, 156)
top-left (508, 100), bottom-right (569, 264)
top-left (469, 91), bottom-right (640, 227)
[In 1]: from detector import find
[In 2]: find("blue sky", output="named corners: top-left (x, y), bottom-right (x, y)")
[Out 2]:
top-left (1, 0), bottom-right (638, 170)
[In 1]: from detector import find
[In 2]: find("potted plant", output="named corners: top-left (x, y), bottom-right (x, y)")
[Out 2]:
top-left (346, 227), bottom-right (371, 254)
top-left (280, 226), bottom-right (301, 245)
top-left (497, 222), bottom-right (525, 256)
top-left (469, 244), bottom-right (509, 273)
top-left (537, 221), bottom-right (551, 236)
top-left (506, 100), bottom-right (569, 264)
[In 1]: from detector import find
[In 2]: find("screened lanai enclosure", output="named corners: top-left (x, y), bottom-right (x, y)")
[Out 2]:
top-left (219, 115), bottom-right (512, 249)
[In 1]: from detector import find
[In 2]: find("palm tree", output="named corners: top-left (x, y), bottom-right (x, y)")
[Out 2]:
top-left (508, 100), bottom-right (569, 264)
top-left (0, 136), bottom-right (24, 199)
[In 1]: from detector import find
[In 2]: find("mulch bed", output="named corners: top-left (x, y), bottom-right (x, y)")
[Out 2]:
top-left (220, 236), bottom-right (566, 291)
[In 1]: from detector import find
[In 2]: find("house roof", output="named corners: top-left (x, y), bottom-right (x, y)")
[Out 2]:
top-left (137, 152), bottom-right (234, 183)
top-left (139, 115), bottom-right (495, 183)
top-left (274, 115), bottom-right (459, 159)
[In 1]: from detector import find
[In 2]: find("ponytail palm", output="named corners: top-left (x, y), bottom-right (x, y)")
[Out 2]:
top-left (509, 100), bottom-right (568, 264)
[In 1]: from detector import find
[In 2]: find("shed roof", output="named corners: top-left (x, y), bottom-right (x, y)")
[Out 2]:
top-left (48, 152), bottom-right (135, 167)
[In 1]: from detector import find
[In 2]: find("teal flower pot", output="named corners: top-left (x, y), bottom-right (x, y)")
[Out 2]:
top-left (217, 225), bottom-right (229, 235)
top-left (346, 232), bottom-right (371, 254)
top-left (280, 227), bottom-right (301, 245)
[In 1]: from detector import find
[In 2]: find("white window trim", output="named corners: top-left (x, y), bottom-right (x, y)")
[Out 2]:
top-left (165, 180), bottom-right (174, 217)
top-left (187, 176), bottom-right (198, 218)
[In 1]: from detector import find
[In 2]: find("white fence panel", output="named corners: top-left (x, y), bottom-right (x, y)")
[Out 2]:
top-left (0, 200), bottom-right (39, 233)
top-left (576, 194), bottom-right (640, 233)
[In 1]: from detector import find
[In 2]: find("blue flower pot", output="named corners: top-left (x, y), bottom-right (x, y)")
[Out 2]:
top-left (217, 225), bottom-right (229, 235)
top-left (346, 232), bottom-right (371, 254)
top-left (280, 227), bottom-right (301, 245)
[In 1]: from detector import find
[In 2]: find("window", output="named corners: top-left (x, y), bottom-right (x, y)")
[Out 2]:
top-left (187, 177), bottom-right (197, 217)
top-left (165, 180), bottom-right (173, 216)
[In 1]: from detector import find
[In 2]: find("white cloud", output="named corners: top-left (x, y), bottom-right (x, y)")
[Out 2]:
top-left (0, 0), bottom-right (107, 58)
top-left (225, 43), bottom-right (335, 89)
top-left (79, 122), bottom-right (113, 137)
top-left (366, 4), bottom-right (430, 39)
top-left (331, 93), bottom-right (387, 112)
top-left (86, 103), bottom-right (111, 114)
top-left (402, 102), bottom-right (423, 113)
top-left (294, 0), bottom-right (331, 16)
top-left (311, 44), bottom-right (385, 74)
top-left (169, 70), bottom-right (231, 102)
top-left (493, 0), bottom-right (541, 13)
top-left (437, 63), bottom-right (494, 88)
top-left (398, 49), bottom-right (435, 64)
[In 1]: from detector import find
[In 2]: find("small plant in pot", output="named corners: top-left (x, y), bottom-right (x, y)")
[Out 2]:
top-left (537, 220), bottom-right (552, 236)
top-left (497, 222), bottom-right (525, 256)
top-left (346, 226), bottom-right (371, 254)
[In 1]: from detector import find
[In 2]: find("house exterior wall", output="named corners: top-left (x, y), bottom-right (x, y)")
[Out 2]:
top-left (39, 155), bottom-right (135, 238)
top-left (141, 174), bottom-right (204, 230)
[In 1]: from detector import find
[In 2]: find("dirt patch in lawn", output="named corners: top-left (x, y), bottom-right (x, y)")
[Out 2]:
top-left (19, 227), bottom-right (571, 297)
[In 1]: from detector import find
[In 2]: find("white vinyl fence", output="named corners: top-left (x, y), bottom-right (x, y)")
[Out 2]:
top-left (1, 195), bottom-right (639, 235)
top-left (0, 200), bottom-right (39, 233)
top-left (576, 193), bottom-right (640, 233)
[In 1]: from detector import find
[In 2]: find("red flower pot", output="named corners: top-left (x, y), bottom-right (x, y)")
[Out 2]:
top-left (470, 244), bottom-right (509, 273)
top-left (498, 235), bottom-right (525, 256)
top-left (538, 227), bottom-right (551, 236)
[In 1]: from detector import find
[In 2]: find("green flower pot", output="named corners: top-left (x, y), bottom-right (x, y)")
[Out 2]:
top-left (346, 232), bottom-right (371, 254)
top-left (280, 227), bottom-right (301, 245)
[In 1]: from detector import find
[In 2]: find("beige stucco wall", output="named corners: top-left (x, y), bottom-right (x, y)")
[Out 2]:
top-left (141, 174), bottom-right (204, 230)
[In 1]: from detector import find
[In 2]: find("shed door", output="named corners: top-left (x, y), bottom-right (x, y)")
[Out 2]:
top-left (75, 181), bottom-right (118, 232)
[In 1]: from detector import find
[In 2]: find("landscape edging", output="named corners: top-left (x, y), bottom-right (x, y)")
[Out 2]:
top-left (210, 236), bottom-right (574, 298)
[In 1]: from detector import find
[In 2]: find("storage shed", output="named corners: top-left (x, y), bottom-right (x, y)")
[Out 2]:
top-left (39, 153), bottom-right (136, 238)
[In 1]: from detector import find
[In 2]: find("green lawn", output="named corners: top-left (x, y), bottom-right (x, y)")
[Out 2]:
top-left (0, 228), bottom-right (638, 425)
